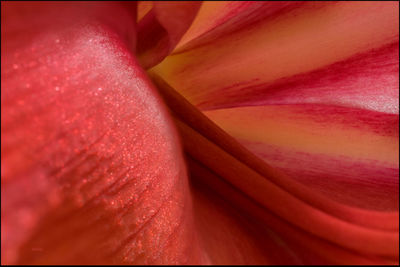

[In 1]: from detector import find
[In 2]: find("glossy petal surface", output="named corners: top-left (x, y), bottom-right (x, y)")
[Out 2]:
top-left (1, 2), bottom-right (204, 264)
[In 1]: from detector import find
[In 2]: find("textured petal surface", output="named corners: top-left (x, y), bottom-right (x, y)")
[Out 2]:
top-left (2, 1), bottom-right (399, 265)
top-left (1, 2), bottom-right (205, 264)
top-left (2, 2), bottom-right (317, 265)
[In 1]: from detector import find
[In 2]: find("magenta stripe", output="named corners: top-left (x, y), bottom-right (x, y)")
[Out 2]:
top-left (199, 42), bottom-right (399, 113)
top-left (239, 139), bottom-right (399, 211)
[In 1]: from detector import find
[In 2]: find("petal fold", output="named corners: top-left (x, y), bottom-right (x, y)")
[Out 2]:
top-left (150, 75), bottom-right (399, 261)
top-left (136, 1), bottom-right (201, 69)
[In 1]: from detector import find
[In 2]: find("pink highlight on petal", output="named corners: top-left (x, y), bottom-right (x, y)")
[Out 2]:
top-left (152, 1), bottom-right (399, 108)
top-left (1, 2), bottom-right (205, 264)
top-left (197, 42), bottom-right (399, 113)
top-left (151, 76), bottom-right (399, 262)
top-left (2, 1), bottom-right (399, 265)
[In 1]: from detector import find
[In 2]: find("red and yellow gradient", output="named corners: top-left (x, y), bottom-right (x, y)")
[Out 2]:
top-left (204, 104), bottom-right (399, 210)
top-left (2, 1), bottom-right (399, 265)
top-left (152, 1), bottom-right (399, 109)
top-left (136, 1), bottom-right (201, 68)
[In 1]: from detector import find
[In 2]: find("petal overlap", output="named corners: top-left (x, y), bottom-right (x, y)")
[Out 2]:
top-left (2, 1), bottom-right (399, 265)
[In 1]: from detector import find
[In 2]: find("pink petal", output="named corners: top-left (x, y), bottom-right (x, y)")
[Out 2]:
top-left (151, 1), bottom-right (399, 111)
top-left (195, 42), bottom-right (399, 113)
top-left (204, 104), bottom-right (399, 211)
top-left (151, 75), bottom-right (399, 263)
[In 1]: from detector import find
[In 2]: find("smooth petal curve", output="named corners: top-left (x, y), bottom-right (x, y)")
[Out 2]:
top-left (137, 1), bottom-right (153, 22)
top-left (150, 75), bottom-right (399, 262)
top-left (174, 1), bottom-right (305, 52)
top-left (136, 1), bottom-right (201, 69)
top-left (204, 104), bottom-right (399, 211)
top-left (151, 1), bottom-right (399, 110)
top-left (3, 1), bottom-right (399, 265)
top-left (188, 158), bottom-right (397, 265)
top-left (189, 42), bottom-right (399, 113)
top-left (151, 74), bottom-right (399, 231)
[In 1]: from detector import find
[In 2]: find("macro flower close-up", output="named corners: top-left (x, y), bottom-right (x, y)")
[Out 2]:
top-left (1, 1), bottom-right (399, 265)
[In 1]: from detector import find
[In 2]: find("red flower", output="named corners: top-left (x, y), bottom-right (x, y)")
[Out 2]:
top-left (1, 1), bottom-right (398, 264)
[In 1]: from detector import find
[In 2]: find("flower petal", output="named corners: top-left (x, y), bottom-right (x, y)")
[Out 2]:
top-left (151, 1), bottom-right (399, 109)
top-left (137, 1), bottom-right (153, 22)
top-left (188, 157), bottom-right (397, 264)
top-left (136, 1), bottom-right (201, 69)
top-left (174, 1), bottom-right (305, 52)
top-left (189, 165), bottom-right (303, 265)
top-left (175, 117), bottom-right (398, 256)
top-left (151, 73), bottom-right (399, 230)
top-left (150, 75), bottom-right (399, 261)
top-left (1, 2), bottom-right (205, 264)
top-left (191, 42), bottom-right (399, 113)
top-left (203, 104), bottom-right (399, 211)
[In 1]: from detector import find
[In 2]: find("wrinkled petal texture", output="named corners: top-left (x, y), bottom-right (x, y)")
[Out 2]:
top-left (2, 2), bottom-right (290, 265)
top-left (2, 0), bottom-right (399, 265)
top-left (1, 2), bottom-right (207, 264)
